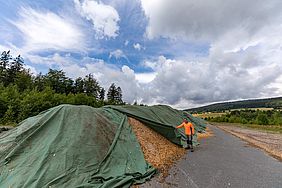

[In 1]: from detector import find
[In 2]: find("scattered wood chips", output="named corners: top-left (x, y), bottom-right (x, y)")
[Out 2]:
top-left (128, 118), bottom-right (186, 179)
top-left (198, 126), bottom-right (213, 139)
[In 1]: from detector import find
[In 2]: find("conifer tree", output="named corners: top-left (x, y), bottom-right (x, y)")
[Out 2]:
top-left (8, 55), bottom-right (24, 83)
top-left (107, 83), bottom-right (117, 103)
top-left (116, 86), bottom-right (123, 104)
top-left (107, 83), bottom-right (123, 104)
top-left (99, 88), bottom-right (105, 101)
top-left (84, 74), bottom-right (100, 97)
top-left (0, 51), bottom-right (11, 85)
top-left (74, 77), bottom-right (84, 94)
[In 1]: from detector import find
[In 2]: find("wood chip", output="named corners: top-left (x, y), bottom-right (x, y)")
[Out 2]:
top-left (128, 118), bottom-right (186, 179)
top-left (198, 126), bottom-right (213, 139)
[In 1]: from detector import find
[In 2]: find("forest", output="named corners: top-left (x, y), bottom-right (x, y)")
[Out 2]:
top-left (0, 50), bottom-right (124, 125)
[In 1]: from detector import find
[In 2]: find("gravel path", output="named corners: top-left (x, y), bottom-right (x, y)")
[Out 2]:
top-left (140, 125), bottom-right (282, 188)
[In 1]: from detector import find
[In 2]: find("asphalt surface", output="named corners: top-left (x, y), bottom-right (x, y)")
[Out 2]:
top-left (141, 125), bottom-right (282, 188)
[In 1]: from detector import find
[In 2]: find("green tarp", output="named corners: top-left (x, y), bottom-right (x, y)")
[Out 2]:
top-left (0, 104), bottom-right (206, 188)
top-left (107, 105), bottom-right (207, 146)
top-left (0, 105), bottom-right (155, 188)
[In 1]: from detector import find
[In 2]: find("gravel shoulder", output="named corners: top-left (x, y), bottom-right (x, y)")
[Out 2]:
top-left (214, 123), bottom-right (282, 161)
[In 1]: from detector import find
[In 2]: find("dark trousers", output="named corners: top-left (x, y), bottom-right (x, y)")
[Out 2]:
top-left (187, 134), bottom-right (193, 149)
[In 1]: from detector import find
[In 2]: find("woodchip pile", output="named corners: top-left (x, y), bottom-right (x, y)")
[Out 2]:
top-left (128, 117), bottom-right (186, 178)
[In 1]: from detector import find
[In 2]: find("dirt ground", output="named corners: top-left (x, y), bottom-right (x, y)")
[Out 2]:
top-left (214, 123), bottom-right (282, 161)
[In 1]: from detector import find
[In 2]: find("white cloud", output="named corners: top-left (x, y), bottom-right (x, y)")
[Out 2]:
top-left (124, 40), bottom-right (129, 46)
top-left (135, 72), bottom-right (157, 83)
top-left (74, 0), bottom-right (120, 39)
top-left (109, 49), bottom-right (125, 59)
top-left (11, 7), bottom-right (85, 52)
top-left (109, 49), bottom-right (129, 63)
top-left (133, 43), bottom-right (142, 50)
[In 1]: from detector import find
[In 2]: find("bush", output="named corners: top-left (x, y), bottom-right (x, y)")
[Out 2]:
top-left (256, 113), bottom-right (269, 125)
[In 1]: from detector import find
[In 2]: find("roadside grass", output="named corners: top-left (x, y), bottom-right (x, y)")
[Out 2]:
top-left (211, 122), bottom-right (282, 134)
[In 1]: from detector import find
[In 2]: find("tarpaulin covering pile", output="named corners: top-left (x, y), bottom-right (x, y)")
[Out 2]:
top-left (107, 105), bottom-right (207, 146)
top-left (0, 104), bottom-right (206, 188)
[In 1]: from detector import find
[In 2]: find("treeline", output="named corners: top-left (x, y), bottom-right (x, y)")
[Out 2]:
top-left (0, 50), bottom-right (124, 125)
top-left (207, 110), bottom-right (282, 125)
top-left (186, 97), bottom-right (282, 113)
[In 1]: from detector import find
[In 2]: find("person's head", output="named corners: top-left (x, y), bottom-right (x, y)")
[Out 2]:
top-left (184, 119), bottom-right (188, 123)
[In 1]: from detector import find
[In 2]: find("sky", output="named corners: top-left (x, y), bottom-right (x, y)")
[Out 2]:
top-left (0, 0), bottom-right (282, 109)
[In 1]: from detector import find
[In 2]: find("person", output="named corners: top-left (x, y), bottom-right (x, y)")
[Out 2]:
top-left (176, 119), bottom-right (195, 152)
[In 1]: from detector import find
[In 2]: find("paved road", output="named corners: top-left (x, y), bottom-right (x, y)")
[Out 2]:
top-left (141, 125), bottom-right (282, 188)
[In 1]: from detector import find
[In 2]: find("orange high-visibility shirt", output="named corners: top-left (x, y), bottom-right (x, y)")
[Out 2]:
top-left (176, 122), bottom-right (195, 136)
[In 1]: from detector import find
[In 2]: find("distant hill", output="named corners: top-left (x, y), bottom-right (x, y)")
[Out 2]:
top-left (186, 97), bottom-right (282, 113)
